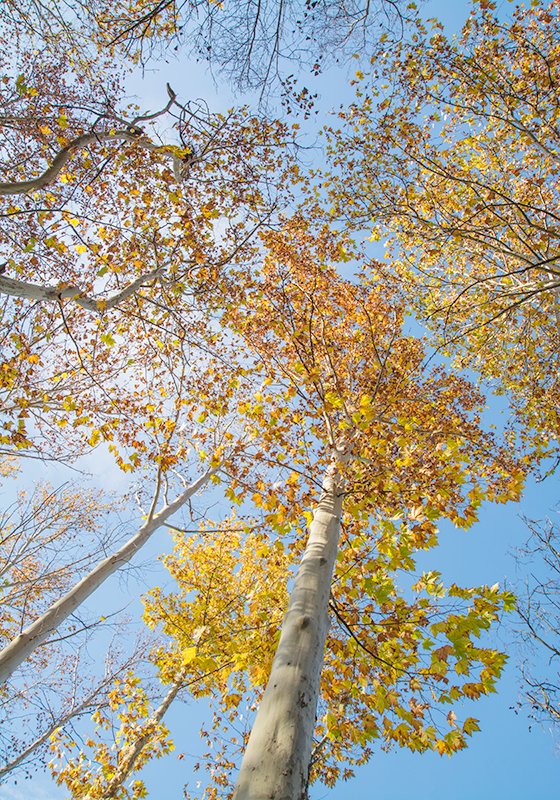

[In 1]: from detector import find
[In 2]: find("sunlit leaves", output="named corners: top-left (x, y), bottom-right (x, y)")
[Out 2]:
top-left (327, 0), bottom-right (560, 458)
top-left (50, 672), bottom-right (175, 800)
top-left (0, 36), bottom-right (294, 468)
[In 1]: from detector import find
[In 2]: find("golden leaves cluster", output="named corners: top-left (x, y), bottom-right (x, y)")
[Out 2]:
top-left (327, 0), bottom-right (560, 457)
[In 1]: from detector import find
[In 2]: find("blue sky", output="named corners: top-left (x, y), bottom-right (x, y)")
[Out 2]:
top-left (1, 0), bottom-right (559, 798)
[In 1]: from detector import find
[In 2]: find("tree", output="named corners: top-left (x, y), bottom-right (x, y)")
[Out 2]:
top-left (51, 217), bottom-right (525, 800)
top-left (0, 465), bottom-right (172, 779)
top-left (1, 0), bottom-right (551, 795)
top-left (0, 7), bottom-right (292, 684)
top-left (3, 0), bottom-right (413, 109)
top-left (0, 31), bottom-right (291, 461)
top-left (0, 466), bottom-right (214, 684)
top-left (515, 517), bottom-right (560, 731)
top-left (326, 0), bottom-right (560, 458)
top-left (50, 518), bottom-right (291, 800)
top-left (225, 217), bottom-right (523, 800)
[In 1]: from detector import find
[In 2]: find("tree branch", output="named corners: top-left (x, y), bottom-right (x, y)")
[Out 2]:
top-left (0, 268), bottom-right (165, 312)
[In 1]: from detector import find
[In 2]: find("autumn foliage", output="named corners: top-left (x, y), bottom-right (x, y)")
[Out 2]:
top-left (0, 0), bottom-right (557, 797)
top-left (328, 0), bottom-right (560, 457)
top-left (49, 217), bottom-right (525, 798)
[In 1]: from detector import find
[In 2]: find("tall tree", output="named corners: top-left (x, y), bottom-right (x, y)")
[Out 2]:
top-left (0, 19), bottom-right (304, 794)
top-left (51, 218), bottom-right (525, 800)
top-left (226, 217), bottom-right (524, 800)
top-left (0, 8), bottom-right (292, 679)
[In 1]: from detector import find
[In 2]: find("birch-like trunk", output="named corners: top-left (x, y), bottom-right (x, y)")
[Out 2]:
top-left (0, 269), bottom-right (164, 311)
top-left (233, 460), bottom-right (343, 800)
top-left (92, 672), bottom-right (186, 800)
top-left (0, 470), bottom-right (212, 684)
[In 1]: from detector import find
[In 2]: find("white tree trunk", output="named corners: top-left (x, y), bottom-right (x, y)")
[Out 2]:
top-left (233, 461), bottom-right (343, 800)
top-left (93, 671), bottom-right (186, 800)
top-left (0, 269), bottom-right (164, 311)
top-left (0, 470), bottom-right (213, 684)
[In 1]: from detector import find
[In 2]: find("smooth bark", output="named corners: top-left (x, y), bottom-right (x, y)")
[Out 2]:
top-left (0, 86), bottom-right (181, 197)
top-left (0, 130), bottom-right (148, 196)
top-left (0, 269), bottom-right (164, 311)
top-left (0, 470), bottom-right (213, 684)
top-left (233, 459), bottom-right (344, 800)
top-left (93, 671), bottom-right (186, 800)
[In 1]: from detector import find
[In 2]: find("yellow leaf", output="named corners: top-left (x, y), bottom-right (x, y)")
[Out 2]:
top-left (182, 646), bottom-right (197, 665)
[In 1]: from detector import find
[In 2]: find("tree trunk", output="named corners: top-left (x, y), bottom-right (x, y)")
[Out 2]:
top-left (95, 671), bottom-right (186, 800)
top-left (0, 470), bottom-right (213, 684)
top-left (233, 459), bottom-right (344, 800)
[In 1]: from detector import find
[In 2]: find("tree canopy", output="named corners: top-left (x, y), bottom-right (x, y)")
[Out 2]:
top-left (327, 0), bottom-right (560, 458)
top-left (0, 0), bottom-right (558, 798)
